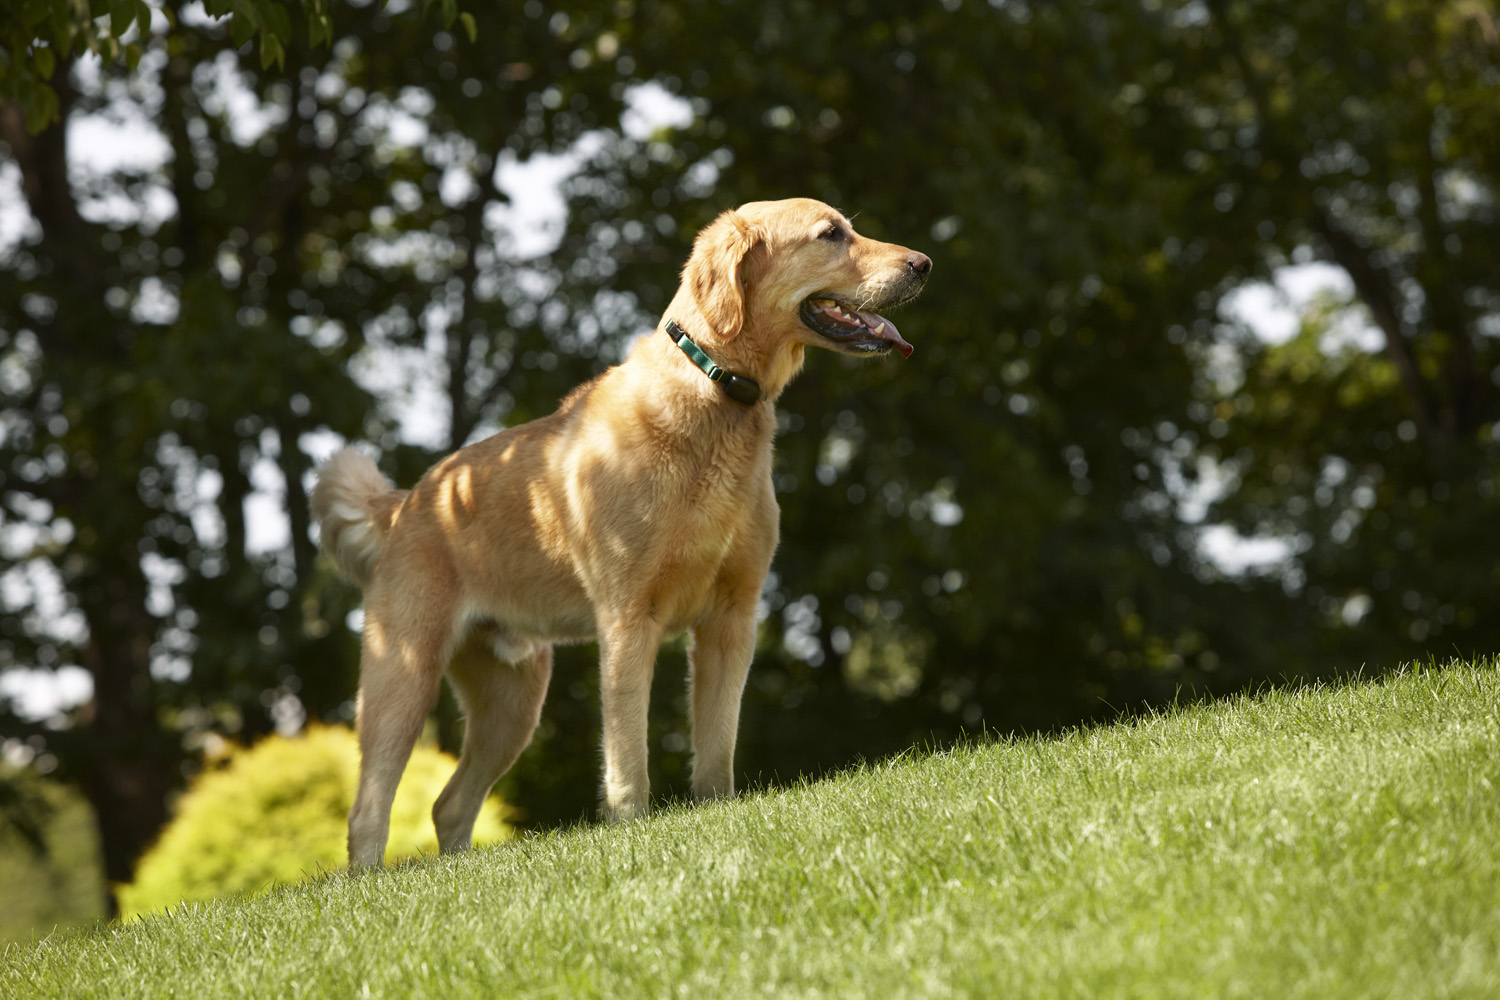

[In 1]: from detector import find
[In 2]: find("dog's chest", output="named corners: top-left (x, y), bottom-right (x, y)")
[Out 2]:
top-left (673, 442), bottom-right (758, 559)
top-left (647, 431), bottom-right (769, 625)
top-left (649, 524), bottom-right (744, 631)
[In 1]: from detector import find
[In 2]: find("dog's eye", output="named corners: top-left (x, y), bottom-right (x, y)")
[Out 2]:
top-left (818, 225), bottom-right (846, 242)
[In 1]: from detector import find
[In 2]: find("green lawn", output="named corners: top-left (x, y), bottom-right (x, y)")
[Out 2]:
top-left (4, 657), bottom-right (1498, 998)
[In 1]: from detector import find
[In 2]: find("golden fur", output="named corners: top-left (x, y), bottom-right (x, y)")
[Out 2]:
top-left (310, 198), bottom-right (931, 865)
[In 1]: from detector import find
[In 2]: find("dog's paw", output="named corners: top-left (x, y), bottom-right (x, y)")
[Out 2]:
top-left (600, 787), bottom-right (650, 823)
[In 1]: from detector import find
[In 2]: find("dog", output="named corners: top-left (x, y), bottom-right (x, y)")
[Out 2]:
top-left (310, 197), bottom-right (931, 865)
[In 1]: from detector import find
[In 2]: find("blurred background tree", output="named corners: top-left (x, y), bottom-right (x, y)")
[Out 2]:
top-left (0, 0), bottom-right (1495, 930)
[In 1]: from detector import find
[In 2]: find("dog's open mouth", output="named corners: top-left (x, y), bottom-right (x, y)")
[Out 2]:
top-left (799, 297), bottom-right (915, 359)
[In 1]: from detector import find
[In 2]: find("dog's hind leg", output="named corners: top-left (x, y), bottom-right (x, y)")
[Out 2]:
top-left (346, 589), bottom-right (453, 867)
top-left (432, 632), bottom-right (553, 852)
top-left (598, 613), bottom-right (665, 822)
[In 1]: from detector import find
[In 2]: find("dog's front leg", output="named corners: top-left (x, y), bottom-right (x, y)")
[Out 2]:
top-left (598, 614), bottom-right (664, 821)
top-left (688, 603), bottom-right (757, 801)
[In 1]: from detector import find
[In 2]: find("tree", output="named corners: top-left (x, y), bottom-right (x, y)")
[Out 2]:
top-left (558, 0), bottom-right (1313, 781)
top-left (1189, 0), bottom-right (1500, 663)
top-left (0, 0), bottom-right (635, 911)
top-left (1, 0), bottom-right (344, 131)
top-left (494, 0), bottom-right (1497, 797)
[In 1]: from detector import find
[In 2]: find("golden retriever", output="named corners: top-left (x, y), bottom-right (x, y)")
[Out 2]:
top-left (311, 198), bottom-right (931, 865)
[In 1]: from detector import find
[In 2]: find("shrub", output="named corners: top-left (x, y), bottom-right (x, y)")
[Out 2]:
top-left (118, 725), bottom-right (509, 918)
top-left (0, 769), bottom-right (105, 942)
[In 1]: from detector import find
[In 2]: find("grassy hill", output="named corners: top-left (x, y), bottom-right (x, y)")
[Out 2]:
top-left (4, 656), bottom-right (1497, 998)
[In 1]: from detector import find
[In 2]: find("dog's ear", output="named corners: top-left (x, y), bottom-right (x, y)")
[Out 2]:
top-left (685, 210), bottom-right (766, 341)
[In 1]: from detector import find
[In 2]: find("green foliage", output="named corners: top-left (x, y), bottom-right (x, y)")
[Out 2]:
top-left (116, 725), bottom-right (509, 919)
top-left (1186, 0), bottom-right (1500, 666)
top-left (0, 0), bottom-right (479, 128)
top-left (561, 0), bottom-right (1498, 815)
top-left (4, 658), bottom-right (1497, 997)
top-left (0, 0), bottom-right (363, 130)
top-left (0, 0), bottom-right (548, 896)
top-left (0, 770), bottom-right (104, 944)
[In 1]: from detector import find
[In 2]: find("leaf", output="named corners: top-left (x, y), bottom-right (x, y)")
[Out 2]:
top-left (230, 11), bottom-right (258, 49)
top-left (263, 1), bottom-right (293, 41)
top-left (124, 41), bottom-right (142, 71)
top-left (259, 32), bottom-right (284, 72)
top-left (441, 0), bottom-right (457, 28)
top-left (50, 4), bottom-right (75, 58)
top-left (33, 45), bottom-right (55, 81)
top-left (108, 0), bottom-right (133, 36)
top-left (306, 8), bottom-right (328, 47)
top-left (22, 80), bottom-right (60, 133)
top-left (458, 12), bottom-right (477, 44)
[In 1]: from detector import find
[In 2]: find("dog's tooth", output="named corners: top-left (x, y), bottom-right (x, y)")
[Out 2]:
top-left (874, 322), bottom-right (886, 334)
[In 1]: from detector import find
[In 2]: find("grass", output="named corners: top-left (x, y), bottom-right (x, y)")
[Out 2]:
top-left (4, 656), bottom-right (1498, 998)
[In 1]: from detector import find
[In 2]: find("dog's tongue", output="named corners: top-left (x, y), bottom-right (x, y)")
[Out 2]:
top-left (857, 310), bottom-right (914, 359)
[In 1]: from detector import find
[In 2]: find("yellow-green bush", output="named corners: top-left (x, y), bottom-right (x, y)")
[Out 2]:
top-left (118, 725), bottom-right (509, 919)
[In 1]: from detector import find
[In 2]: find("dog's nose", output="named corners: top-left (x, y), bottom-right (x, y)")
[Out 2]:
top-left (907, 252), bottom-right (932, 277)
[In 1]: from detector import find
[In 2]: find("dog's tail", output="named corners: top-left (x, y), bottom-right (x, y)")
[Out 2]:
top-left (310, 448), bottom-right (406, 588)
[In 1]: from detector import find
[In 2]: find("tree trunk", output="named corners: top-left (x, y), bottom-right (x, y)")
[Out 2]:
top-left (77, 570), bottom-right (173, 917)
top-left (4, 62), bottom-right (176, 918)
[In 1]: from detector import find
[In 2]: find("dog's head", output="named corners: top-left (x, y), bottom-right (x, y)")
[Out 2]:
top-left (682, 198), bottom-right (932, 366)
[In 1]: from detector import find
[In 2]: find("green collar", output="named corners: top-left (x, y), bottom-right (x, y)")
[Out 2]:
top-left (666, 319), bottom-right (762, 406)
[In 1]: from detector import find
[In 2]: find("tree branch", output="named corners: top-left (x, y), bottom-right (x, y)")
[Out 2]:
top-left (1, 59), bottom-right (107, 355)
top-left (1309, 208), bottom-right (1443, 448)
top-left (446, 167), bottom-right (501, 450)
top-left (278, 423), bottom-right (316, 583)
top-left (1416, 131), bottom-right (1485, 439)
